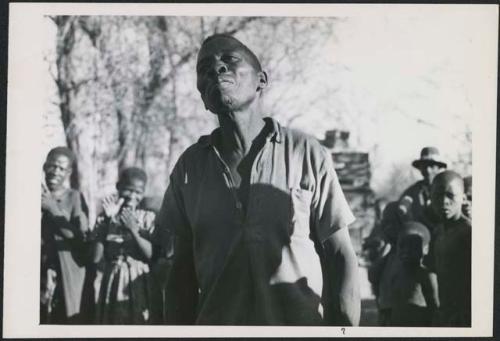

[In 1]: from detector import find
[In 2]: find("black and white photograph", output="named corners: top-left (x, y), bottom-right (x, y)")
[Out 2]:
top-left (3, 3), bottom-right (498, 338)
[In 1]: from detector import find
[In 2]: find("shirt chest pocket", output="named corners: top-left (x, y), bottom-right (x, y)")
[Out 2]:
top-left (290, 187), bottom-right (313, 238)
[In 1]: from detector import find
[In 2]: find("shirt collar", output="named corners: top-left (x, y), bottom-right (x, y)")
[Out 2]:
top-left (198, 116), bottom-right (282, 148)
top-left (263, 117), bottom-right (282, 143)
top-left (198, 129), bottom-right (219, 148)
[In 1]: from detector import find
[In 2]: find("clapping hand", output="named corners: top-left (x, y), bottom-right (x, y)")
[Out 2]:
top-left (41, 183), bottom-right (61, 215)
top-left (119, 207), bottom-right (140, 234)
top-left (102, 194), bottom-right (124, 219)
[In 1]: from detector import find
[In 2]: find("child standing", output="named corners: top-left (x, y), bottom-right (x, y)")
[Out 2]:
top-left (430, 170), bottom-right (471, 326)
top-left (92, 167), bottom-right (160, 324)
top-left (367, 202), bottom-right (401, 326)
top-left (389, 222), bottom-right (439, 326)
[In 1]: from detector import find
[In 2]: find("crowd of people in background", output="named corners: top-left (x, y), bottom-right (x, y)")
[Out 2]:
top-left (41, 147), bottom-right (169, 324)
top-left (39, 33), bottom-right (471, 327)
top-left (366, 147), bottom-right (472, 327)
top-left (40, 143), bottom-right (472, 327)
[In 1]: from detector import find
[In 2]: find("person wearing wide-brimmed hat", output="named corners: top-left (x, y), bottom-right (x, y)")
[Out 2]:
top-left (397, 147), bottom-right (447, 230)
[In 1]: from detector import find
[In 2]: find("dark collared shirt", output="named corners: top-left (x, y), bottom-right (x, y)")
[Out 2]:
top-left (156, 118), bottom-right (354, 325)
top-left (432, 216), bottom-right (471, 326)
top-left (398, 180), bottom-right (440, 233)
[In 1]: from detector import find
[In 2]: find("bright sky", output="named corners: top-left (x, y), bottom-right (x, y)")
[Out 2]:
top-left (285, 10), bottom-right (495, 193)
top-left (43, 10), bottom-right (496, 196)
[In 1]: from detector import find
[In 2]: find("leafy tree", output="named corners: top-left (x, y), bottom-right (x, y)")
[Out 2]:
top-left (46, 16), bottom-right (338, 224)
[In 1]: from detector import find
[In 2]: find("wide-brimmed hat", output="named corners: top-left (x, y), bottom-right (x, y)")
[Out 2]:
top-left (412, 147), bottom-right (447, 169)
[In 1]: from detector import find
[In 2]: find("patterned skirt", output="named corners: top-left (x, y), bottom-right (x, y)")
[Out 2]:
top-left (96, 255), bottom-right (159, 324)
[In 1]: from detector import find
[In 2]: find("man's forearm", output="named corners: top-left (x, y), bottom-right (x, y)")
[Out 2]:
top-left (323, 228), bottom-right (361, 326)
top-left (334, 246), bottom-right (361, 326)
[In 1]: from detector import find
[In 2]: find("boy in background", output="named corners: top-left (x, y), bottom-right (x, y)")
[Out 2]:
top-left (92, 167), bottom-right (161, 324)
top-left (367, 202), bottom-right (401, 326)
top-left (430, 171), bottom-right (471, 326)
top-left (390, 222), bottom-right (439, 326)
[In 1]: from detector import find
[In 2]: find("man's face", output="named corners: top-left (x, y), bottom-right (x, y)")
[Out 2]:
top-left (431, 178), bottom-right (465, 221)
top-left (420, 163), bottom-right (443, 185)
top-left (196, 37), bottom-right (265, 114)
top-left (43, 154), bottom-right (72, 191)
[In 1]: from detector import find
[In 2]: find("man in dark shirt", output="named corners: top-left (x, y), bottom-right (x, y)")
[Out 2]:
top-left (398, 147), bottom-right (447, 231)
top-left (156, 34), bottom-right (360, 325)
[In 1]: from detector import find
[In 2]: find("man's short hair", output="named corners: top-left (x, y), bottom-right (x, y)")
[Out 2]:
top-left (118, 167), bottom-right (148, 186)
top-left (200, 34), bottom-right (262, 72)
top-left (46, 146), bottom-right (75, 166)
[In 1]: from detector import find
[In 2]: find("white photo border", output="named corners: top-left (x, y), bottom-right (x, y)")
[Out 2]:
top-left (4, 2), bottom-right (498, 338)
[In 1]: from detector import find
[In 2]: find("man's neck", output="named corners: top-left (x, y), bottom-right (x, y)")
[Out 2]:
top-left (49, 185), bottom-right (67, 197)
top-left (217, 107), bottom-right (265, 158)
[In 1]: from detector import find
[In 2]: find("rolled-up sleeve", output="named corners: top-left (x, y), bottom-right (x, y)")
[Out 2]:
top-left (311, 147), bottom-right (355, 243)
top-left (154, 162), bottom-right (192, 259)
